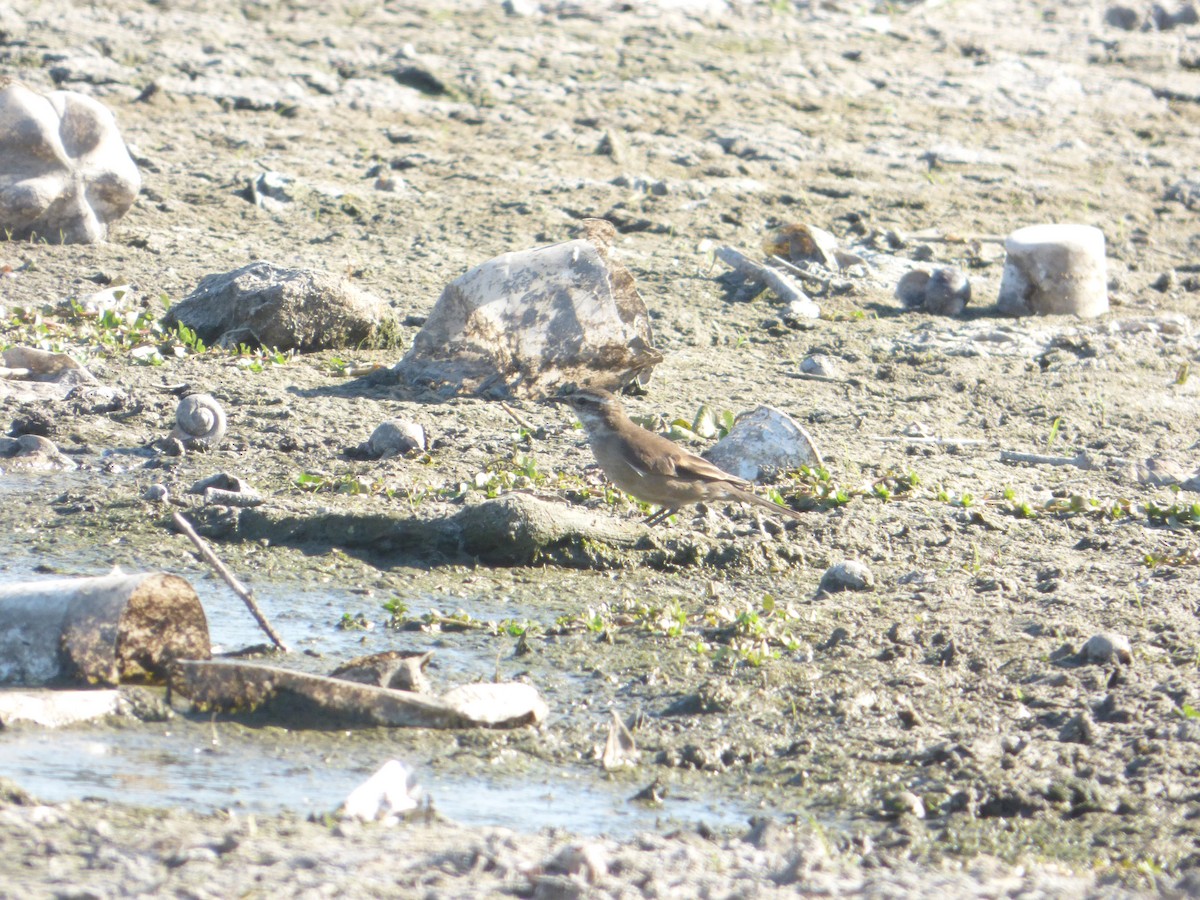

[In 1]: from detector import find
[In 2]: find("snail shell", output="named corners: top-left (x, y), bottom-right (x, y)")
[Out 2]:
top-left (171, 393), bottom-right (227, 448)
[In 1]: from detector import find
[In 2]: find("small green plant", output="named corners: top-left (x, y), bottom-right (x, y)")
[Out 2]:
top-left (382, 596), bottom-right (409, 628)
top-left (1144, 495), bottom-right (1200, 529)
top-left (1046, 416), bottom-right (1063, 450)
top-left (337, 612), bottom-right (372, 631)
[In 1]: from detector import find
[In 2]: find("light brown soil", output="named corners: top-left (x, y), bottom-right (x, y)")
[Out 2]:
top-left (2, 0), bottom-right (1200, 895)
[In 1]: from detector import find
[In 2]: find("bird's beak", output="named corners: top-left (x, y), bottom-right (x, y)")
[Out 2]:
top-left (541, 394), bottom-right (570, 406)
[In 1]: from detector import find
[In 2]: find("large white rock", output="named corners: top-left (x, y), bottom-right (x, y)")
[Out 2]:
top-left (997, 224), bottom-right (1108, 318)
top-left (398, 219), bottom-right (661, 398)
top-left (0, 78), bottom-right (140, 244)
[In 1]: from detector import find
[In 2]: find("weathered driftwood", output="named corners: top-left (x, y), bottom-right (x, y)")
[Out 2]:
top-left (999, 449), bottom-right (1094, 469)
top-left (172, 660), bottom-right (548, 729)
top-left (715, 245), bottom-right (819, 315)
top-left (0, 572), bottom-right (210, 687)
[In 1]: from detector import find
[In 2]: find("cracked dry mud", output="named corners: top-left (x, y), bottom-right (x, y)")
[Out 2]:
top-left (2, 0), bottom-right (1200, 895)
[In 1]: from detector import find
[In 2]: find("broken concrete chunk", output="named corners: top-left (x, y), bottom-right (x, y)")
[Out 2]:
top-left (398, 218), bottom-right (661, 398)
top-left (163, 261), bottom-right (396, 352)
top-left (0, 78), bottom-right (140, 243)
top-left (997, 224), bottom-right (1108, 318)
top-left (330, 650), bottom-right (433, 693)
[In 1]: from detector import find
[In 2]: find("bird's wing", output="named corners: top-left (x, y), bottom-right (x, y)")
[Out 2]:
top-left (672, 450), bottom-right (751, 487)
top-left (619, 430), bottom-right (748, 486)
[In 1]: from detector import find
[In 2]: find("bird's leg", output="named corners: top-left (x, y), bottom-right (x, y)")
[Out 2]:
top-left (643, 506), bottom-right (678, 527)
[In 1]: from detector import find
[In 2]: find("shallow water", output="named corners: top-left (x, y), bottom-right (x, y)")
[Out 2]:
top-left (0, 723), bottom-right (738, 834)
top-left (0, 492), bottom-right (747, 836)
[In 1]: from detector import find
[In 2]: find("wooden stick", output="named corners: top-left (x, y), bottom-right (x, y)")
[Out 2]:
top-left (873, 436), bottom-right (988, 446)
top-left (715, 245), bottom-right (818, 311)
top-left (999, 450), bottom-right (1095, 469)
top-left (171, 511), bottom-right (291, 652)
top-left (499, 401), bottom-right (538, 434)
top-left (906, 229), bottom-right (1006, 244)
top-left (768, 254), bottom-right (832, 287)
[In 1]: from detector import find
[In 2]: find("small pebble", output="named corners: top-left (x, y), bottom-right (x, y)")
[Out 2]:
top-left (1082, 632), bottom-right (1132, 665)
top-left (800, 354), bottom-right (843, 379)
top-left (884, 791), bottom-right (925, 819)
top-left (818, 560), bottom-right (875, 593)
top-left (547, 842), bottom-right (609, 884)
top-left (366, 419), bottom-right (426, 458)
top-left (141, 484), bottom-right (170, 503)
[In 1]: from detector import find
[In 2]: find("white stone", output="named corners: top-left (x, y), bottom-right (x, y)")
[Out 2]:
top-left (704, 406), bottom-right (822, 481)
top-left (0, 79), bottom-right (140, 244)
top-left (367, 419), bottom-right (426, 458)
top-left (339, 759), bottom-right (419, 823)
top-left (997, 224), bottom-right (1108, 318)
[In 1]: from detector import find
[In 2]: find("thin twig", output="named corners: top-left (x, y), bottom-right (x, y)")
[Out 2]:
top-left (873, 436), bottom-right (988, 446)
top-left (768, 254), bottom-right (832, 287)
top-left (999, 450), bottom-right (1095, 469)
top-left (171, 510), bottom-right (291, 652)
top-left (499, 401), bottom-right (537, 434)
top-left (906, 230), bottom-right (1006, 244)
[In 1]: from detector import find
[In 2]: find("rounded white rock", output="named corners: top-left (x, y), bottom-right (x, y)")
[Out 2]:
top-left (1082, 632), bottom-right (1132, 665)
top-left (818, 560), bottom-right (875, 593)
top-left (367, 419), bottom-right (426, 458)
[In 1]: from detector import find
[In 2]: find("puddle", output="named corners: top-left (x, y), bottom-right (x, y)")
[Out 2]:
top-left (0, 549), bottom-right (747, 836)
top-left (0, 724), bottom-right (741, 835)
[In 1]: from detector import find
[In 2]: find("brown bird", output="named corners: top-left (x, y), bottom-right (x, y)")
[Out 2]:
top-left (548, 387), bottom-right (802, 526)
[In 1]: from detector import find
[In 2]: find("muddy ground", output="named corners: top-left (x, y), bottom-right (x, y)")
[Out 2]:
top-left (3, 0), bottom-right (1200, 895)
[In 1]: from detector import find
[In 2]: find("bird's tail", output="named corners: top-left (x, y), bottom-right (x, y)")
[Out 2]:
top-left (728, 485), bottom-right (804, 520)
